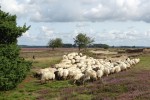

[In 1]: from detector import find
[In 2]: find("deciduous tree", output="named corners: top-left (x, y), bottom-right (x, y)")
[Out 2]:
top-left (48, 38), bottom-right (63, 50)
top-left (74, 33), bottom-right (94, 51)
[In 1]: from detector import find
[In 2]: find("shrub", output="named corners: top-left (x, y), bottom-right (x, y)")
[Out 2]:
top-left (0, 10), bottom-right (31, 90)
top-left (0, 45), bottom-right (31, 90)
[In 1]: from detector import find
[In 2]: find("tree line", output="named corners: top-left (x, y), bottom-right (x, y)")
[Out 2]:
top-left (48, 33), bottom-right (109, 50)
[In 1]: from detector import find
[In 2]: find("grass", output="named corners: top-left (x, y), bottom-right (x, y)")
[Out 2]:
top-left (27, 56), bottom-right (62, 68)
top-left (0, 49), bottom-right (150, 100)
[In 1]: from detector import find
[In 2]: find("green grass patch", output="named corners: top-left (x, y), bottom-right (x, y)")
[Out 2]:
top-left (137, 55), bottom-right (150, 70)
top-left (27, 56), bottom-right (62, 68)
top-left (76, 94), bottom-right (92, 100)
top-left (43, 80), bottom-right (73, 88)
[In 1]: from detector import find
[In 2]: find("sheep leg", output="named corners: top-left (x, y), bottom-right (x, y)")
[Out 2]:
top-left (73, 80), bottom-right (76, 84)
top-left (82, 80), bottom-right (85, 85)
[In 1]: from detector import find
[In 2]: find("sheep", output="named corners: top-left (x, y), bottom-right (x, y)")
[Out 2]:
top-left (48, 68), bottom-right (57, 72)
top-left (110, 68), bottom-right (115, 74)
top-left (68, 55), bottom-right (74, 60)
top-left (56, 68), bottom-right (64, 80)
top-left (126, 58), bottom-right (131, 62)
top-left (63, 69), bottom-right (69, 80)
top-left (41, 71), bottom-right (55, 83)
top-left (36, 67), bottom-right (53, 76)
top-left (73, 72), bottom-right (84, 84)
top-left (124, 61), bottom-right (131, 69)
top-left (80, 66), bottom-right (86, 73)
top-left (63, 55), bottom-right (68, 60)
top-left (80, 55), bottom-right (87, 60)
top-left (80, 73), bottom-right (90, 85)
top-left (68, 52), bottom-right (78, 57)
top-left (71, 59), bottom-right (76, 64)
top-left (128, 60), bottom-right (133, 66)
top-left (68, 68), bottom-right (81, 76)
top-left (61, 59), bottom-right (72, 64)
top-left (93, 66), bottom-right (100, 72)
top-left (85, 69), bottom-right (97, 81)
top-left (74, 55), bottom-right (80, 60)
top-left (119, 62), bottom-right (127, 71)
top-left (55, 64), bottom-right (62, 68)
top-left (79, 53), bottom-right (83, 56)
top-left (134, 58), bottom-right (140, 64)
top-left (97, 70), bottom-right (104, 80)
top-left (68, 70), bottom-right (77, 79)
top-left (37, 52), bottom-right (141, 85)
top-left (103, 68), bottom-right (110, 76)
top-left (114, 66), bottom-right (121, 73)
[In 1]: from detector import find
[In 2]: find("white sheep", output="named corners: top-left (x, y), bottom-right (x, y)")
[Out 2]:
top-left (74, 55), bottom-right (80, 60)
top-left (103, 68), bottom-right (110, 76)
top-left (119, 62), bottom-right (127, 71)
top-left (56, 68), bottom-right (64, 80)
top-left (63, 69), bottom-right (69, 80)
top-left (63, 55), bottom-right (68, 60)
top-left (37, 67), bottom-right (55, 76)
top-left (80, 73), bottom-right (90, 85)
top-left (85, 69), bottom-right (97, 81)
top-left (80, 55), bottom-right (87, 60)
top-left (97, 70), bottom-right (104, 80)
top-left (68, 55), bottom-right (74, 60)
top-left (40, 52), bottom-right (141, 85)
top-left (71, 59), bottom-right (76, 64)
top-left (68, 70), bottom-right (77, 79)
top-left (114, 66), bottom-right (121, 73)
top-left (134, 58), bottom-right (140, 64)
top-left (41, 71), bottom-right (55, 83)
top-left (68, 52), bottom-right (78, 57)
top-left (73, 72), bottom-right (84, 84)
top-left (79, 53), bottom-right (83, 56)
top-left (124, 61), bottom-right (131, 69)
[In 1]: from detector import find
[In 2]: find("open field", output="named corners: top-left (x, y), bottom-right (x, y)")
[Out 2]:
top-left (0, 48), bottom-right (150, 100)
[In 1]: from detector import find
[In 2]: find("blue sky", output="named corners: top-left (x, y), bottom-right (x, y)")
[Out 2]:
top-left (1, 0), bottom-right (150, 46)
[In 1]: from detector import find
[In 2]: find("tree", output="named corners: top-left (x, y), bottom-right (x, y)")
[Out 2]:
top-left (103, 44), bottom-right (109, 49)
top-left (92, 44), bottom-right (109, 49)
top-left (0, 10), bottom-right (31, 90)
top-left (74, 33), bottom-right (94, 51)
top-left (48, 38), bottom-right (63, 50)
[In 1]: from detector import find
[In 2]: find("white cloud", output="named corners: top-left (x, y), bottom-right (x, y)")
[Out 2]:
top-left (22, 31), bottom-right (30, 37)
top-left (2, 0), bottom-right (150, 23)
top-left (76, 23), bottom-right (89, 28)
top-left (2, 0), bottom-right (150, 46)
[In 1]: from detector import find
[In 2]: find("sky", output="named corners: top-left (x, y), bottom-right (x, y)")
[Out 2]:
top-left (1, 0), bottom-right (150, 46)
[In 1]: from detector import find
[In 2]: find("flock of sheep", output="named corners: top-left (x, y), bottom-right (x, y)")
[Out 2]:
top-left (35, 52), bottom-right (140, 84)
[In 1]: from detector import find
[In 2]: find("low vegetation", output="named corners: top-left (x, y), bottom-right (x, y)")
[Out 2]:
top-left (0, 49), bottom-right (149, 100)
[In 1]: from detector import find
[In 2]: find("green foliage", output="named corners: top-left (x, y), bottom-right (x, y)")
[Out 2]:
top-left (74, 33), bottom-right (94, 51)
top-left (92, 44), bottom-right (109, 49)
top-left (0, 10), bottom-right (31, 90)
top-left (48, 38), bottom-right (63, 50)
top-left (0, 45), bottom-right (31, 90)
top-left (103, 44), bottom-right (109, 49)
top-left (0, 10), bottom-right (30, 44)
